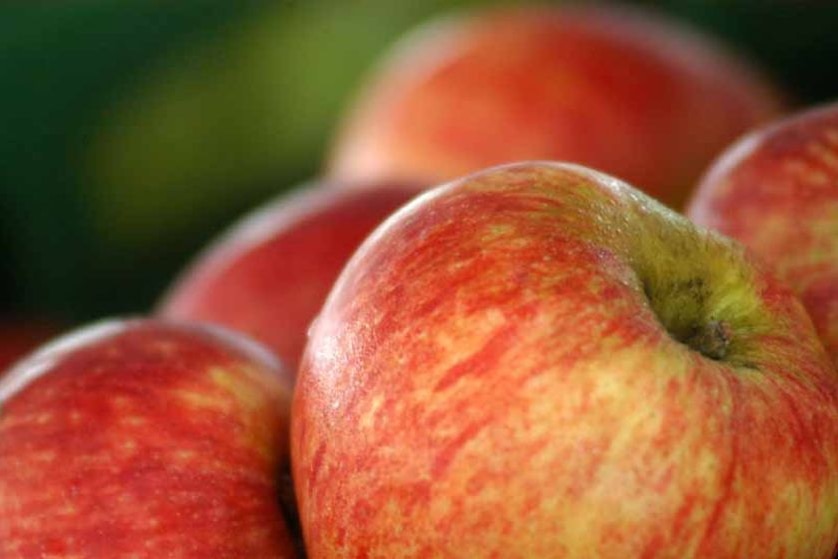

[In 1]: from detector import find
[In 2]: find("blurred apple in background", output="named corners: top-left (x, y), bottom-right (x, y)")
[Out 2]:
top-left (328, 4), bottom-right (784, 209)
top-left (294, 162), bottom-right (838, 557)
top-left (0, 319), bottom-right (298, 558)
top-left (2, 0), bottom-right (837, 324)
top-left (688, 103), bottom-right (838, 367)
top-left (159, 183), bottom-right (418, 374)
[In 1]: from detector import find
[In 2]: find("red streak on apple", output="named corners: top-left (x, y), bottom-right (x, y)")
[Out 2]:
top-left (159, 184), bottom-right (418, 375)
top-left (293, 162), bottom-right (838, 557)
top-left (688, 103), bottom-right (838, 367)
top-left (0, 320), bottom-right (297, 558)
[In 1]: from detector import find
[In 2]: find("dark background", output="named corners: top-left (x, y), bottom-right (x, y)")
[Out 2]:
top-left (2, 0), bottom-right (836, 326)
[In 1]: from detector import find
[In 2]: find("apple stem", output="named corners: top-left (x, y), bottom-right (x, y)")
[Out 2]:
top-left (685, 320), bottom-right (731, 361)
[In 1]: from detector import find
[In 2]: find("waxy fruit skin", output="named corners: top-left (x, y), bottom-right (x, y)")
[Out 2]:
top-left (0, 319), bottom-right (297, 558)
top-left (293, 162), bottom-right (838, 558)
top-left (328, 5), bottom-right (783, 210)
top-left (688, 103), bottom-right (838, 368)
top-left (159, 184), bottom-right (417, 374)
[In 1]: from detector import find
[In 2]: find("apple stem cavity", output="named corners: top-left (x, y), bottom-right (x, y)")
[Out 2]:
top-left (638, 273), bottom-right (737, 364)
top-left (684, 319), bottom-right (732, 361)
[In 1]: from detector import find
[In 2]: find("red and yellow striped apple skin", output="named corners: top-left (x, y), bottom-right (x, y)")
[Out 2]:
top-left (688, 103), bottom-right (838, 368)
top-left (0, 320), bottom-right (297, 558)
top-left (293, 163), bottom-right (838, 558)
top-left (329, 5), bottom-right (783, 210)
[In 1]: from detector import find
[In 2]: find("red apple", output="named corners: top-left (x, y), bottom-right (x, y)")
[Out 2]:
top-left (293, 162), bottom-right (838, 557)
top-left (328, 4), bottom-right (783, 210)
top-left (688, 103), bottom-right (838, 368)
top-left (158, 183), bottom-right (418, 374)
top-left (0, 319), bottom-right (297, 558)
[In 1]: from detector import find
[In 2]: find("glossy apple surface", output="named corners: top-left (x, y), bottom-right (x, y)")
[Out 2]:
top-left (328, 5), bottom-right (783, 209)
top-left (0, 319), bottom-right (297, 558)
top-left (293, 162), bottom-right (838, 558)
top-left (158, 183), bottom-right (417, 374)
top-left (688, 103), bottom-right (838, 367)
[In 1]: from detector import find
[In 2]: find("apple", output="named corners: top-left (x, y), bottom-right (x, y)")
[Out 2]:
top-left (158, 182), bottom-right (418, 374)
top-left (0, 319), bottom-right (298, 558)
top-left (687, 103), bottom-right (838, 367)
top-left (327, 4), bottom-right (783, 210)
top-left (293, 162), bottom-right (838, 557)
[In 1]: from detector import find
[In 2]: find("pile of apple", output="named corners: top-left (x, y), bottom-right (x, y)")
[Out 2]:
top-left (1, 5), bottom-right (836, 558)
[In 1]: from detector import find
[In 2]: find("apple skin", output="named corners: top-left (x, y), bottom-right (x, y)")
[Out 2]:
top-left (158, 183), bottom-right (418, 374)
top-left (687, 103), bottom-right (838, 368)
top-left (327, 4), bottom-right (783, 210)
top-left (0, 319), bottom-right (298, 558)
top-left (292, 162), bottom-right (838, 558)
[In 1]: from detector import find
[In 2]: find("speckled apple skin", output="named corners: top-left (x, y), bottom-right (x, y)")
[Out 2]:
top-left (293, 162), bottom-right (838, 558)
top-left (0, 320), bottom-right (297, 558)
top-left (688, 103), bottom-right (838, 369)
top-left (328, 5), bottom-right (782, 210)
top-left (159, 184), bottom-right (417, 374)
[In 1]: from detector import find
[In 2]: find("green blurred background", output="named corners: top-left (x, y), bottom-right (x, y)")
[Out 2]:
top-left (2, 0), bottom-right (837, 327)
